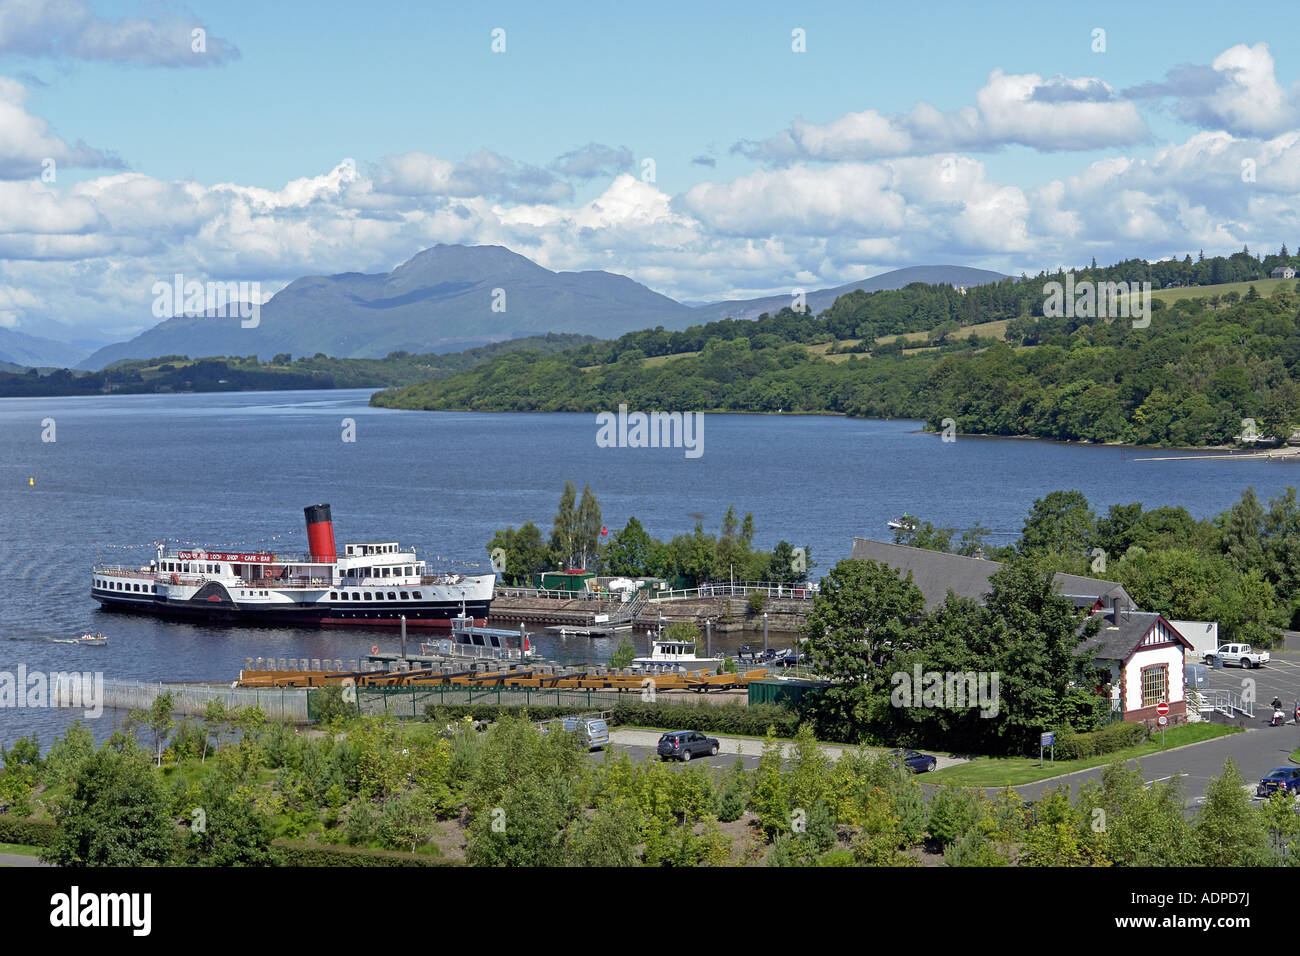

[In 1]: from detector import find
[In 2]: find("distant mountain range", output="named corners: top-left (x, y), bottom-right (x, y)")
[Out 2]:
top-left (685, 265), bottom-right (1009, 324)
top-left (0, 326), bottom-right (95, 369)
top-left (51, 245), bottom-right (1006, 371)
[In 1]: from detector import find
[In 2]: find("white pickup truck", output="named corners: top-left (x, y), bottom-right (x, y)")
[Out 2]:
top-left (1204, 643), bottom-right (1270, 668)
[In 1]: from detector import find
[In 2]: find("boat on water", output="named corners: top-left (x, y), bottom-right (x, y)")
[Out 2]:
top-left (887, 513), bottom-right (918, 531)
top-left (418, 615), bottom-right (534, 660)
top-left (91, 504), bottom-right (494, 629)
top-left (632, 619), bottom-right (723, 672)
top-left (51, 632), bottom-right (108, 646)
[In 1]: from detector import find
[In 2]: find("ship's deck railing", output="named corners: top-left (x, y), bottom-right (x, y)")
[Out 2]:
top-left (94, 566), bottom-right (158, 579)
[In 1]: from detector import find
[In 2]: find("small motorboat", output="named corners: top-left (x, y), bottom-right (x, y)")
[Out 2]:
top-left (887, 513), bottom-right (918, 531)
top-left (77, 632), bottom-right (108, 646)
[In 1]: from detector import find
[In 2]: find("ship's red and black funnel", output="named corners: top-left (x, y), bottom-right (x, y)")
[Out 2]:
top-left (304, 504), bottom-right (337, 563)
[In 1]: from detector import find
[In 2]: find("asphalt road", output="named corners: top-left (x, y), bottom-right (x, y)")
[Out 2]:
top-left (1009, 721), bottom-right (1300, 808)
top-left (586, 742), bottom-right (763, 772)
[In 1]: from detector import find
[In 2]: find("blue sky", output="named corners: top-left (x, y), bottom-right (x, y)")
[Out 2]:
top-left (4, 0), bottom-right (1300, 343)
top-left (31, 1), bottom-right (1291, 191)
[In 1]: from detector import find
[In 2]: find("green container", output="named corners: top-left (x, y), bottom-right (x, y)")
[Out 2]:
top-left (748, 678), bottom-right (829, 710)
top-left (538, 570), bottom-right (597, 593)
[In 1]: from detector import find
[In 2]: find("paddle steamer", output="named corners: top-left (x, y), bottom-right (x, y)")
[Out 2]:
top-left (91, 504), bottom-right (493, 628)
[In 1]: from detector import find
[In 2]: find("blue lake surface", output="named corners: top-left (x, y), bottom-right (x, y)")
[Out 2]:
top-left (1, 387), bottom-right (1297, 744)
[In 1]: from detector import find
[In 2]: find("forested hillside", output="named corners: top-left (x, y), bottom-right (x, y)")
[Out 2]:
top-left (0, 333), bottom-right (596, 398)
top-left (373, 269), bottom-right (1300, 448)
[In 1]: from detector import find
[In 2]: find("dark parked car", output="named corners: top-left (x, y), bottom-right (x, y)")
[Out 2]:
top-left (657, 730), bottom-right (721, 761)
top-left (1257, 766), bottom-right (1300, 796)
top-left (889, 748), bottom-right (938, 774)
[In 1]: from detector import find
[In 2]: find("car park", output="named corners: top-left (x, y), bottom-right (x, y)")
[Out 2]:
top-left (540, 716), bottom-right (609, 751)
top-left (657, 730), bottom-right (720, 761)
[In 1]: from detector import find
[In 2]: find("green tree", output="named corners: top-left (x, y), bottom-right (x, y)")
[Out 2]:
top-left (575, 484), bottom-right (602, 570)
top-left (486, 520), bottom-right (552, 585)
top-left (45, 736), bottom-right (175, 867)
top-left (466, 779), bottom-right (572, 867)
top-left (139, 691), bottom-right (175, 767)
top-left (1019, 788), bottom-right (1105, 866)
top-left (751, 728), bottom-right (790, 837)
top-left (803, 558), bottom-right (924, 736)
top-left (1075, 761), bottom-right (1194, 866)
top-left (1018, 490), bottom-right (1096, 558)
top-left (1193, 759), bottom-right (1274, 866)
top-left (604, 516), bottom-right (655, 577)
top-left (977, 558), bottom-right (1107, 750)
top-left (563, 799), bottom-right (642, 866)
top-left (550, 481), bottom-right (579, 568)
top-left (43, 722), bottom-right (95, 790)
top-left (199, 698), bottom-right (228, 762)
top-left (608, 637), bottom-right (636, 670)
top-left (188, 774), bottom-right (276, 866)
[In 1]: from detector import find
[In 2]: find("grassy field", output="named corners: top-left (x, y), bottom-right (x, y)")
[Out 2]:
top-left (643, 350), bottom-right (701, 368)
top-left (925, 723), bottom-right (1240, 787)
top-left (0, 842), bottom-right (41, 857)
top-left (875, 317), bottom-right (1012, 345)
top-left (1151, 276), bottom-right (1296, 304)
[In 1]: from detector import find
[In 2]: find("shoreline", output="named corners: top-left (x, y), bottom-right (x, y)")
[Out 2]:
top-left (11, 384), bottom-right (1296, 460)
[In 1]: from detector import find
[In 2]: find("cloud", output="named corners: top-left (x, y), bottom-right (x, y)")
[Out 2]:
top-left (10, 40), bottom-right (1300, 343)
top-left (0, 0), bottom-right (239, 66)
top-left (733, 68), bottom-right (1150, 162)
top-left (377, 149), bottom-right (572, 203)
top-left (550, 142), bottom-right (633, 181)
top-left (0, 75), bottom-right (123, 179)
top-left (1125, 43), bottom-right (1298, 137)
top-left (690, 155), bottom-right (716, 167)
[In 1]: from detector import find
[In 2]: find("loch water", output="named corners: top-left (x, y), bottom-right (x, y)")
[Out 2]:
top-left (2, 388), bottom-right (1297, 743)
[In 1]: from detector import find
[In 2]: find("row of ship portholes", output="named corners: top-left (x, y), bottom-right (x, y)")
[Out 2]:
top-left (95, 579), bottom-right (155, 594)
top-left (330, 591), bottom-right (425, 602)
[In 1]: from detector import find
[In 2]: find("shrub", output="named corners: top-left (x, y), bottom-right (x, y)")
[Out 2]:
top-left (309, 684), bottom-right (358, 725)
top-left (421, 700), bottom-right (804, 738)
top-left (612, 701), bottom-right (802, 738)
top-left (608, 638), bottom-right (636, 670)
top-left (271, 839), bottom-right (459, 866)
top-left (927, 787), bottom-right (985, 847)
top-left (748, 591), bottom-right (767, 615)
top-left (1054, 722), bottom-right (1148, 760)
top-left (0, 815), bottom-right (57, 847)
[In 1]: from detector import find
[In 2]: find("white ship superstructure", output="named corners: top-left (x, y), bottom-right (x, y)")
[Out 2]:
top-left (91, 504), bottom-right (493, 629)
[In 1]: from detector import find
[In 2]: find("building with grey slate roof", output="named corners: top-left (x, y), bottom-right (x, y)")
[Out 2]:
top-left (848, 537), bottom-right (1190, 724)
top-left (849, 538), bottom-right (1134, 612)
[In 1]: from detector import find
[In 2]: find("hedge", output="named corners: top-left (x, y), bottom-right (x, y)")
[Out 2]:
top-left (424, 703), bottom-right (603, 724)
top-left (271, 840), bottom-right (462, 867)
top-left (422, 700), bottom-right (804, 738)
top-left (1054, 722), bottom-right (1149, 760)
top-left (0, 815), bottom-right (57, 848)
top-left (611, 702), bottom-right (803, 737)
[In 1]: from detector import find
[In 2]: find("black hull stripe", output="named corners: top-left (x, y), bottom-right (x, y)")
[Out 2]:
top-left (93, 595), bottom-right (492, 627)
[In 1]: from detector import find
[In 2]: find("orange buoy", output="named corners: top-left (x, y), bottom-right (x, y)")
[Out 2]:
top-left (371, 644), bottom-right (378, 654)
